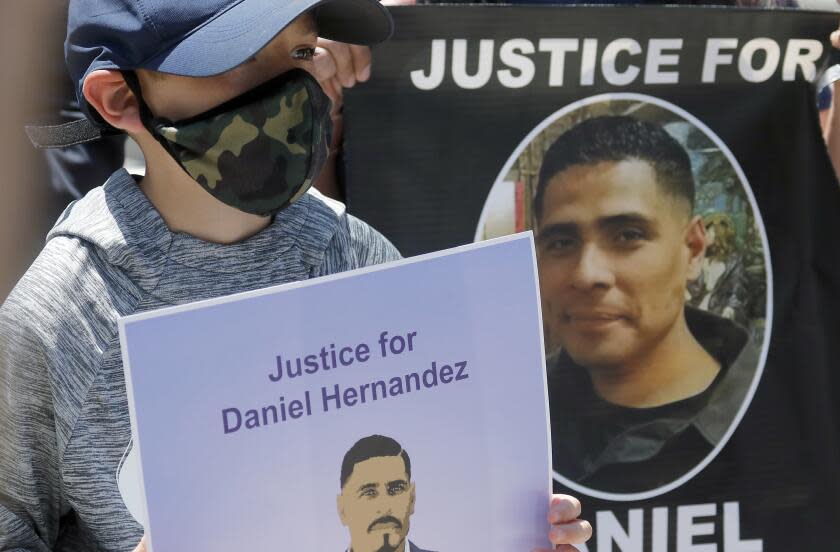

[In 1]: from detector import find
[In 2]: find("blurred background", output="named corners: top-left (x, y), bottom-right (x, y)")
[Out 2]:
top-left (0, 1), bottom-right (68, 301)
top-left (0, 1), bottom-right (144, 302)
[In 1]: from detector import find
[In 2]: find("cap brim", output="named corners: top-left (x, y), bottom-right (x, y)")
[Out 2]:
top-left (316, 0), bottom-right (394, 45)
top-left (142, 0), bottom-right (393, 77)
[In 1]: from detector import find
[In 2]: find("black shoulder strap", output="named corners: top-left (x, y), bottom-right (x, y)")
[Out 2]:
top-left (22, 70), bottom-right (148, 150)
top-left (24, 118), bottom-right (122, 149)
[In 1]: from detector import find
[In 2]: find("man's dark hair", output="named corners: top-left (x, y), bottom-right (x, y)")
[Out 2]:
top-left (340, 435), bottom-right (411, 488)
top-left (533, 115), bottom-right (695, 220)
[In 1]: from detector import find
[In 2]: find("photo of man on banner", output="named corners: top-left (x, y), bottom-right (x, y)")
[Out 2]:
top-left (479, 98), bottom-right (768, 495)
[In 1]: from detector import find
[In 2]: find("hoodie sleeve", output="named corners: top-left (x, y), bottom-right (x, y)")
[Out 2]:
top-left (315, 213), bottom-right (402, 276)
top-left (0, 283), bottom-right (64, 551)
top-left (344, 214), bottom-right (402, 268)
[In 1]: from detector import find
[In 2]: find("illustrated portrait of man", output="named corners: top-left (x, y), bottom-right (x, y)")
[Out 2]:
top-left (534, 115), bottom-right (759, 493)
top-left (338, 435), bottom-right (436, 552)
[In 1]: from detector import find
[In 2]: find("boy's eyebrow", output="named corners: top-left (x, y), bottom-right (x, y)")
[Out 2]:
top-left (299, 17), bottom-right (318, 37)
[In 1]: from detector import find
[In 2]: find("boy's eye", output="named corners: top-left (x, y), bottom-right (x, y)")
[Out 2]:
top-left (292, 47), bottom-right (316, 61)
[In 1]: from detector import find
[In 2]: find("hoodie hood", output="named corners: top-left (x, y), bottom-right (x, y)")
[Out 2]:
top-left (47, 168), bottom-right (346, 303)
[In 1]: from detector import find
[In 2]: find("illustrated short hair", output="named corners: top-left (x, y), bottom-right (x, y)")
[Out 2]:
top-left (340, 435), bottom-right (411, 489)
top-left (533, 115), bottom-right (696, 220)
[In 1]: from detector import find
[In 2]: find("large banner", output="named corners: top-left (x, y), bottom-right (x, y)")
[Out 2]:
top-left (119, 235), bottom-right (551, 552)
top-left (343, 6), bottom-right (840, 550)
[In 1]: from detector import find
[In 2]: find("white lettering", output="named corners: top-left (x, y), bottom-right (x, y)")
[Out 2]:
top-left (738, 38), bottom-right (781, 83)
top-left (410, 39), bottom-right (447, 90)
top-left (539, 38), bottom-right (579, 86)
top-left (703, 38), bottom-right (739, 83)
top-left (583, 502), bottom-right (762, 552)
top-left (451, 39), bottom-right (494, 89)
top-left (677, 503), bottom-right (717, 552)
top-left (498, 39), bottom-right (536, 88)
top-left (596, 509), bottom-right (643, 551)
top-left (652, 507), bottom-right (669, 552)
top-left (783, 38), bottom-right (823, 82)
top-left (581, 38), bottom-right (598, 86)
top-left (411, 37), bottom-right (819, 90)
top-left (645, 39), bottom-right (683, 84)
top-left (724, 502), bottom-right (763, 552)
top-left (602, 38), bottom-right (642, 86)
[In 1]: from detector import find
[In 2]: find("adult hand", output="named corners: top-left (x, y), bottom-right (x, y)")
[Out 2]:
top-left (132, 535), bottom-right (147, 552)
top-left (308, 0), bottom-right (417, 199)
top-left (823, 23), bottom-right (840, 179)
top-left (312, 39), bottom-right (372, 117)
top-left (534, 494), bottom-right (592, 552)
top-left (309, 39), bottom-right (370, 198)
top-left (311, 0), bottom-right (417, 120)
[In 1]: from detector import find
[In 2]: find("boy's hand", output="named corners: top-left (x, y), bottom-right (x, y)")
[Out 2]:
top-left (132, 535), bottom-right (147, 552)
top-left (534, 494), bottom-right (592, 552)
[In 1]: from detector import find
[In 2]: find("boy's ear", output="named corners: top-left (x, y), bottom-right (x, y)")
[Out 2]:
top-left (82, 70), bottom-right (144, 134)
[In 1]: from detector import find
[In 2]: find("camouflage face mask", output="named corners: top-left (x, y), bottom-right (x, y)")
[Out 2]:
top-left (137, 69), bottom-right (332, 217)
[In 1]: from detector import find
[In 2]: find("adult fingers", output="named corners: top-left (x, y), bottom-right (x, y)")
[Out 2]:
top-left (549, 520), bottom-right (593, 546)
top-left (316, 38), bottom-right (359, 88)
top-left (330, 77), bottom-right (344, 113)
top-left (349, 44), bottom-right (372, 82)
top-left (312, 45), bottom-right (338, 84)
top-left (319, 77), bottom-right (344, 116)
top-left (533, 546), bottom-right (580, 552)
top-left (321, 77), bottom-right (344, 146)
top-left (548, 494), bottom-right (582, 524)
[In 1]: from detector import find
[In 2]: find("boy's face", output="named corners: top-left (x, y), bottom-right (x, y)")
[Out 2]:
top-left (136, 14), bottom-right (318, 122)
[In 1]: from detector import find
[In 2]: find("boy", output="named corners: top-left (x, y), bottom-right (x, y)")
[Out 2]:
top-left (0, 0), bottom-right (591, 550)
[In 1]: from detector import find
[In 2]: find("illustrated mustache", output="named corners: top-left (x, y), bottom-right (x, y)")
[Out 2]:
top-left (368, 515), bottom-right (403, 532)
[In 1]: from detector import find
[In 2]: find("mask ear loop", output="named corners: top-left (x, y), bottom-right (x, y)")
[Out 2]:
top-left (120, 70), bottom-right (160, 131)
top-left (120, 70), bottom-right (187, 166)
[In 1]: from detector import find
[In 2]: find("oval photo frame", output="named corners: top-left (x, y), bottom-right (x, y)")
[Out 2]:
top-left (475, 93), bottom-right (773, 501)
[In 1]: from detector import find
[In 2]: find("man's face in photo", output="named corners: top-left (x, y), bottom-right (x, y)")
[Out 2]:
top-left (536, 158), bottom-right (704, 370)
top-left (338, 455), bottom-right (415, 552)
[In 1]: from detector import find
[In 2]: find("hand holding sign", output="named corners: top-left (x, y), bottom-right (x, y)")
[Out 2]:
top-left (536, 495), bottom-right (593, 552)
top-left (129, 499), bottom-right (592, 551)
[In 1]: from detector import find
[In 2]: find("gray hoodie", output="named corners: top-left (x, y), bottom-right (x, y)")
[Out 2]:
top-left (0, 169), bottom-right (401, 551)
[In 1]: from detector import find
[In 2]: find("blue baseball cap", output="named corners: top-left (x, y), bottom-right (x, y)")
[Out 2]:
top-left (65, 0), bottom-right (393, 122)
